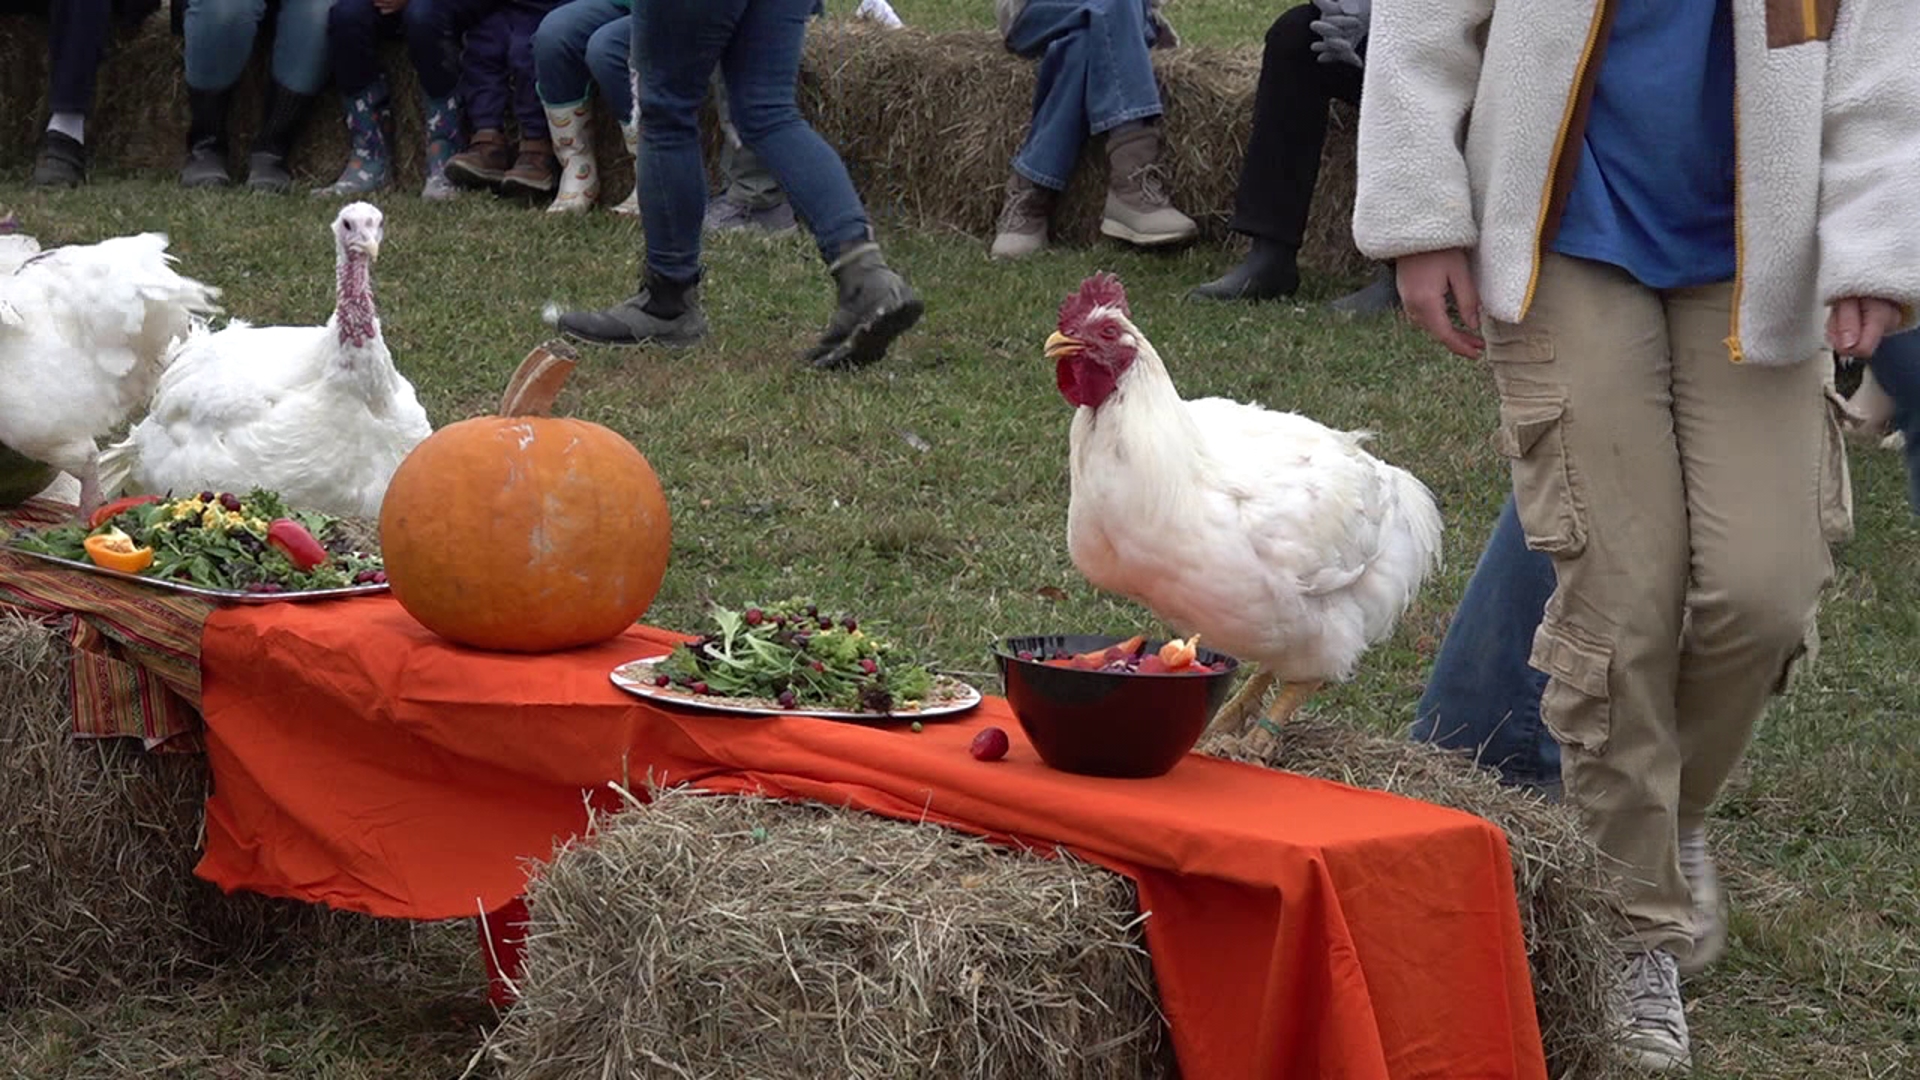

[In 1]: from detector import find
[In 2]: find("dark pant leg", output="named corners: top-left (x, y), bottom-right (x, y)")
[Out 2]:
top-left (328, 0), bottom-right (397, 96)
top-left (1230, 3), bottom-right (1364, 246)
top-left (460, 8), bottom-right (513, 131)
top-left (505, 0), bottom-right (559, 138)
top-left (45, 0), bottom-right (117, 115)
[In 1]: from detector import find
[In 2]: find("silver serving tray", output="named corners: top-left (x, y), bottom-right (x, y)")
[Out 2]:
top-left (4, 545), bottom-right (390, 604)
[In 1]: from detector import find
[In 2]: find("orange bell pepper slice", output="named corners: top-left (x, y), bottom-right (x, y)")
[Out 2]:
top-left (1074, 634), bottom-right (1146, 663)
top-left (83, 527), bottom-right (155, 574)
top-left (1158, 634), bottom-right (1201, 669)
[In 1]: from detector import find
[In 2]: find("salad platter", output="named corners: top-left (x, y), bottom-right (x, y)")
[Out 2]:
top-left (610, 598), bottom-right (982, 721)
top-left (4, 489), bottom-right (390, 604)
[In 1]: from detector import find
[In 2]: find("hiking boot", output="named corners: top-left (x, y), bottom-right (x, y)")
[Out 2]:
top-left (1329, 265), bottom-right (1403, 315)
top-left (806, 242), bottom-right (922, 371)
top-left (501, 138), bottom-right (560, 200)
top-left (312, 77), bottom-right (392, 196)
top-left (444, 129), bottom-right (512, 191)
top-left (420, 90), bottom-right (463, 201)
top-left (612, 118), bottom-right (640, 216)
top-left (990, 172), bottom-right (1054, 259)
top-left (1100, 122), bottom-right (1197, 248)
top-left (544, 103), bottom-right (599, 213)
top-left (1189, 236), bottom-right (1299, 301)
top-left (246, 81), bottom-right (317, 194)
top-left (1617, 949), bottom-right (1692, 1073)
top-left (1677, 824), bottom-right (1727, 977)
top-left (30, 129), bottom-right (86, 188)
top-left (555, 271), bottom-right (708, 347)
top-left (181, 87), bottom-right (233, 188)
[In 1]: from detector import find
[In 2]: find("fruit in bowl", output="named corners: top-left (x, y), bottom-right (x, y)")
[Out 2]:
top-left (992, 634), bottom-right (1241, 779)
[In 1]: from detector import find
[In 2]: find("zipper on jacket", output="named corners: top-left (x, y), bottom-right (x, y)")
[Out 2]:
top-left (1724, 96), bottom-right (1747, 363)
top-left (1520, 0), bottom-right (1614, 319)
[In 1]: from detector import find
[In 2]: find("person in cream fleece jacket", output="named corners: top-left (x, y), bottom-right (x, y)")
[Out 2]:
top-left (1353, 0), bottom-right (1919, 1072)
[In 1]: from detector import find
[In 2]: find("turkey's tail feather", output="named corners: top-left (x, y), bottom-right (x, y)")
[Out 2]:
top-left (1389, 463), bottom-right (1445, 590)
top-left (95, 435), bottom-right (139, 498)
top-left (10, 233), bottom-right (221, 381)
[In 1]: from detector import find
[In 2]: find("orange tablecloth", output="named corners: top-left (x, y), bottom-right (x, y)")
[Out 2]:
top-left (196, 598), bottom-right (1547, 1080)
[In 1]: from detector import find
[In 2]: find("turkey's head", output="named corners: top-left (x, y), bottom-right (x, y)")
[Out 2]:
top-left (1047, 272), bottom-right (1141, 410)
top-left (333, 201), bottom-right (383, 265)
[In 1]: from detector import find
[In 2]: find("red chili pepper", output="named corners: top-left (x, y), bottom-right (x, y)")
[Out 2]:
top-left (88, 494), bottom-right (162, 530)
top-left (266, 518), bottom-right (328, 571)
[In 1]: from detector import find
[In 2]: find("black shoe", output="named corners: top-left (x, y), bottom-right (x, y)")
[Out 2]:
top-left (181, 142), bottom-right (231, 187)
top-left (1188, 236), bottom-right (1300, 302)
top-left (806, 242), bottom-right (922, 371)
top-left (245, 152), bottom-right (292, 193)
top-left (556, 272), bottom-right (709, 347)
top-left (1327, 266), bottom-right (1402, 316)
top-left (29, 130), bottom-right (86, 188)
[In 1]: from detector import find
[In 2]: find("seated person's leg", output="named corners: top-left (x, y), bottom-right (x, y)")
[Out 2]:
top-left (992, 0), bottom-right (1194, 259)
top-left (1867, 327), bottom-right (1920, 513)
top-left (243, 0), bottom-right (333, 192)
top-left (1412, 494), bottom-right (1562, 795)
top-left (534, 0), bottom-right (624, 212)
top-left (705, 69), bottom-right (797, 235)
top-left (312, 0), bottom-right (398, 195)
top-left (587, 16), bottom-right (640, 215)
top-left (32, 0), bottom-right (115, 187)
top-left (180, 0), bottom-right (266, 189)
top-left (405, 0), bottom-right (478, 197)
top-left (445, 9), bottom-right (519, 192)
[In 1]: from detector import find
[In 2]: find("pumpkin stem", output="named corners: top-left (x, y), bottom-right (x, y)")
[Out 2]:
top-left (500, 340), bottom-right (581, 417)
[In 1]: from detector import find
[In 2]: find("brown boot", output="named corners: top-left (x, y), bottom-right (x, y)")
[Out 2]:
top-left (989, 172), bottom-right (1055, 260)
top-left (1100, 121), bottom-right (1197, 248)
top-left (443, 129), bottom-right (513, 190)
top-left (501, 138), bottom-right (559, 200)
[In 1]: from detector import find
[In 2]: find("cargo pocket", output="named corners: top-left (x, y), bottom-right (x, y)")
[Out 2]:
top-left (1529, 618), bottom-right (1613, 755)
top-left (1493, 396), bottom-right (1588, 557)
top-left (1818, 390), bottom-right (1855, 543)
top-left (1765, 0), bottom-right (1838, 47)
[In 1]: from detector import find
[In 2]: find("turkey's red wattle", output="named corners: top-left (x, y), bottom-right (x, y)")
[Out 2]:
top-left (335, 253), bottom-right (378, 350)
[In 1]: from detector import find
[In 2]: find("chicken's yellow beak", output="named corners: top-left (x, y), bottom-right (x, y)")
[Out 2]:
top-left (1044, 331), bottom-right (1084, 360)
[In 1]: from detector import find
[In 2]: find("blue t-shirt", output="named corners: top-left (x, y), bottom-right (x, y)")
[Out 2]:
top-left (1550, 0), bottom-right (1738, 289)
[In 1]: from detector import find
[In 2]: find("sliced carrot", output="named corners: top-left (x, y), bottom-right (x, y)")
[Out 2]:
top-left (1076, 635), bottom-right (1145, 663)
top-left (1158, 634), bottom-right (1201, 669)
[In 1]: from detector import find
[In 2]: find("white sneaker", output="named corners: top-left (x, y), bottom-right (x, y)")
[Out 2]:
top-left (1677, 823), bottom-right (1727, 976)
top-left (1618, 949), bottom-right (1692, 1073)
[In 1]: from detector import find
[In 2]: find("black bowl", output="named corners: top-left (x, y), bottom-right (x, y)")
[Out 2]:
top-left (992, 634), bottom-right (1242, 779)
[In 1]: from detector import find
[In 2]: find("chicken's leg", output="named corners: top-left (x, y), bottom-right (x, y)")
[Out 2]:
top-left (1241, 679), bottom-right (1324, 758)
top-left (40, 440), bottom-right (101, 522)
top-left (1206, 668), bottom-right (1275, 739)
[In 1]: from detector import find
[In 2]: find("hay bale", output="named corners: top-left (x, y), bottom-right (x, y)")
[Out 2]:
top-left (1203, 720), bottom-right (1629, 1080)
top-left (0, 16), bottom-right (1366, 276)
top-left (0, 612), bottom-right (400, 1005)
top-left (489, 785), bottom-right (1172, 1080)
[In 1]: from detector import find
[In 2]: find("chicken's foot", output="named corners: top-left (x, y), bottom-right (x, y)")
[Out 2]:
top-left (1206, 669), bottom-right (1275, 740)
top-left (1241, 679), bottom-right (1324, 759)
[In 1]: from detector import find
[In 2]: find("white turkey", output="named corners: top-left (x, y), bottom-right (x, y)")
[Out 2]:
top-left (1044, 272), bottom-right (1443, 755)
top-left (99, 202), bottom-right (432, 520)
top-left (0, 209), bottom-right (222, 520)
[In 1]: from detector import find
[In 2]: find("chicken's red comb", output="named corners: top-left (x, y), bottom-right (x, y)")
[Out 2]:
top-left (1057, 271), bottom-right (1130, 330)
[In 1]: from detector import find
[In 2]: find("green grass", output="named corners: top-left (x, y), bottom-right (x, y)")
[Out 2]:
top-left (1, 3), bottom-right (1915, 1072)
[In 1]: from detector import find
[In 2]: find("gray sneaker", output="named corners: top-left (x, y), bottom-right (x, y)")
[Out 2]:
top-left (703, 197), bottom-right (755, 233)
top-left (747, 200), bottom-right (798, 233)
top-left (1617, 949), bottom-right (1692, 1073)
top-left (1677, 824), bottom-right (1727, 976)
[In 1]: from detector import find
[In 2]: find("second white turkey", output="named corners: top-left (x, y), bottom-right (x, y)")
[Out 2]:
top-left (100, 202), bottom-right (432, 519)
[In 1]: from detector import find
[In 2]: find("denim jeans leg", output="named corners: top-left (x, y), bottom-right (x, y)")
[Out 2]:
top-left (183, 0), bottom-right (267, 93)
top-left (268, 0), bottom-right (334, 95)
top-left (719, 0), bottom-right (870, 261)
top-left (584, 16), bottom-right (633, 120)
top-left (327, 0), bottom-right (392, 97)
top-left (534, 0), bottom-right (624, 106)
top-left (1005, 0), bottom-right (1162, 190)
top-left (1412, 494), bottom-right (1562, 790)
top-left (632, 0), bottom-right (746, 282)
top-left (1867, 327), bottom-right (1920, 513)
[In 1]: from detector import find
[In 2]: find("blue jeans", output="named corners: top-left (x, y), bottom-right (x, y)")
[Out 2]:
top-left (631, 0), bottom-right (871, 280)
top-left (1868, 326), bottom-right (1920, 512)
top-left (1412, 495), bottom-right (1563, 790)
top-left (1004, 0), bottom-right (1164, 191)
top-left (534, 0), bottom-right (632, 120)
top-left (328, 0), bottom-right (463, 101)
top-left (184, 0), bottom-right (333, 95)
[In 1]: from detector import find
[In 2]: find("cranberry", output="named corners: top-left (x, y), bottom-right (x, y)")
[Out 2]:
top-left (969, 727), bottom-right (1010, 762)
top-left (858, 658), bottom-right (877, 674)
top-left (653, 675), bottom-right (671, 687)
top-left (744, 608), bottom-right (764, 626)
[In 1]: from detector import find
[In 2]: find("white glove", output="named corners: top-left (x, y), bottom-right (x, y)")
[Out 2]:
top-left (1309, 0), bottom-right (1369, 69)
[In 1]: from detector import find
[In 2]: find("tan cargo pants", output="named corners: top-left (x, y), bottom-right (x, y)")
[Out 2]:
top-left (1485, 253), bottom-right (1846, 958)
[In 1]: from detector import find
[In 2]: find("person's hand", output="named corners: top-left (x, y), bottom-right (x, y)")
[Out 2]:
top-left (1309, 0), bottom-right (1369, 68)
top-left (373, 0), bottom-right (407, 14)
top-left (1396, 248), bottom-right (1484, 358)
top-left (1827, 297), bottom-right (1903, 359)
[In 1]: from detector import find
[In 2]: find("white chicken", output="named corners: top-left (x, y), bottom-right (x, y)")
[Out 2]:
top-left (99, 202), bottom-right (431, 520)
top-left (1045, 273), bottom-right (1443, 753)
top-left (0, 210), bottom-right (222, 519)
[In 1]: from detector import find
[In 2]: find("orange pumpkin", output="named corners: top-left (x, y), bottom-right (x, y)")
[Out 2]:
top-left (379, 341), bottom-right (672, 653)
